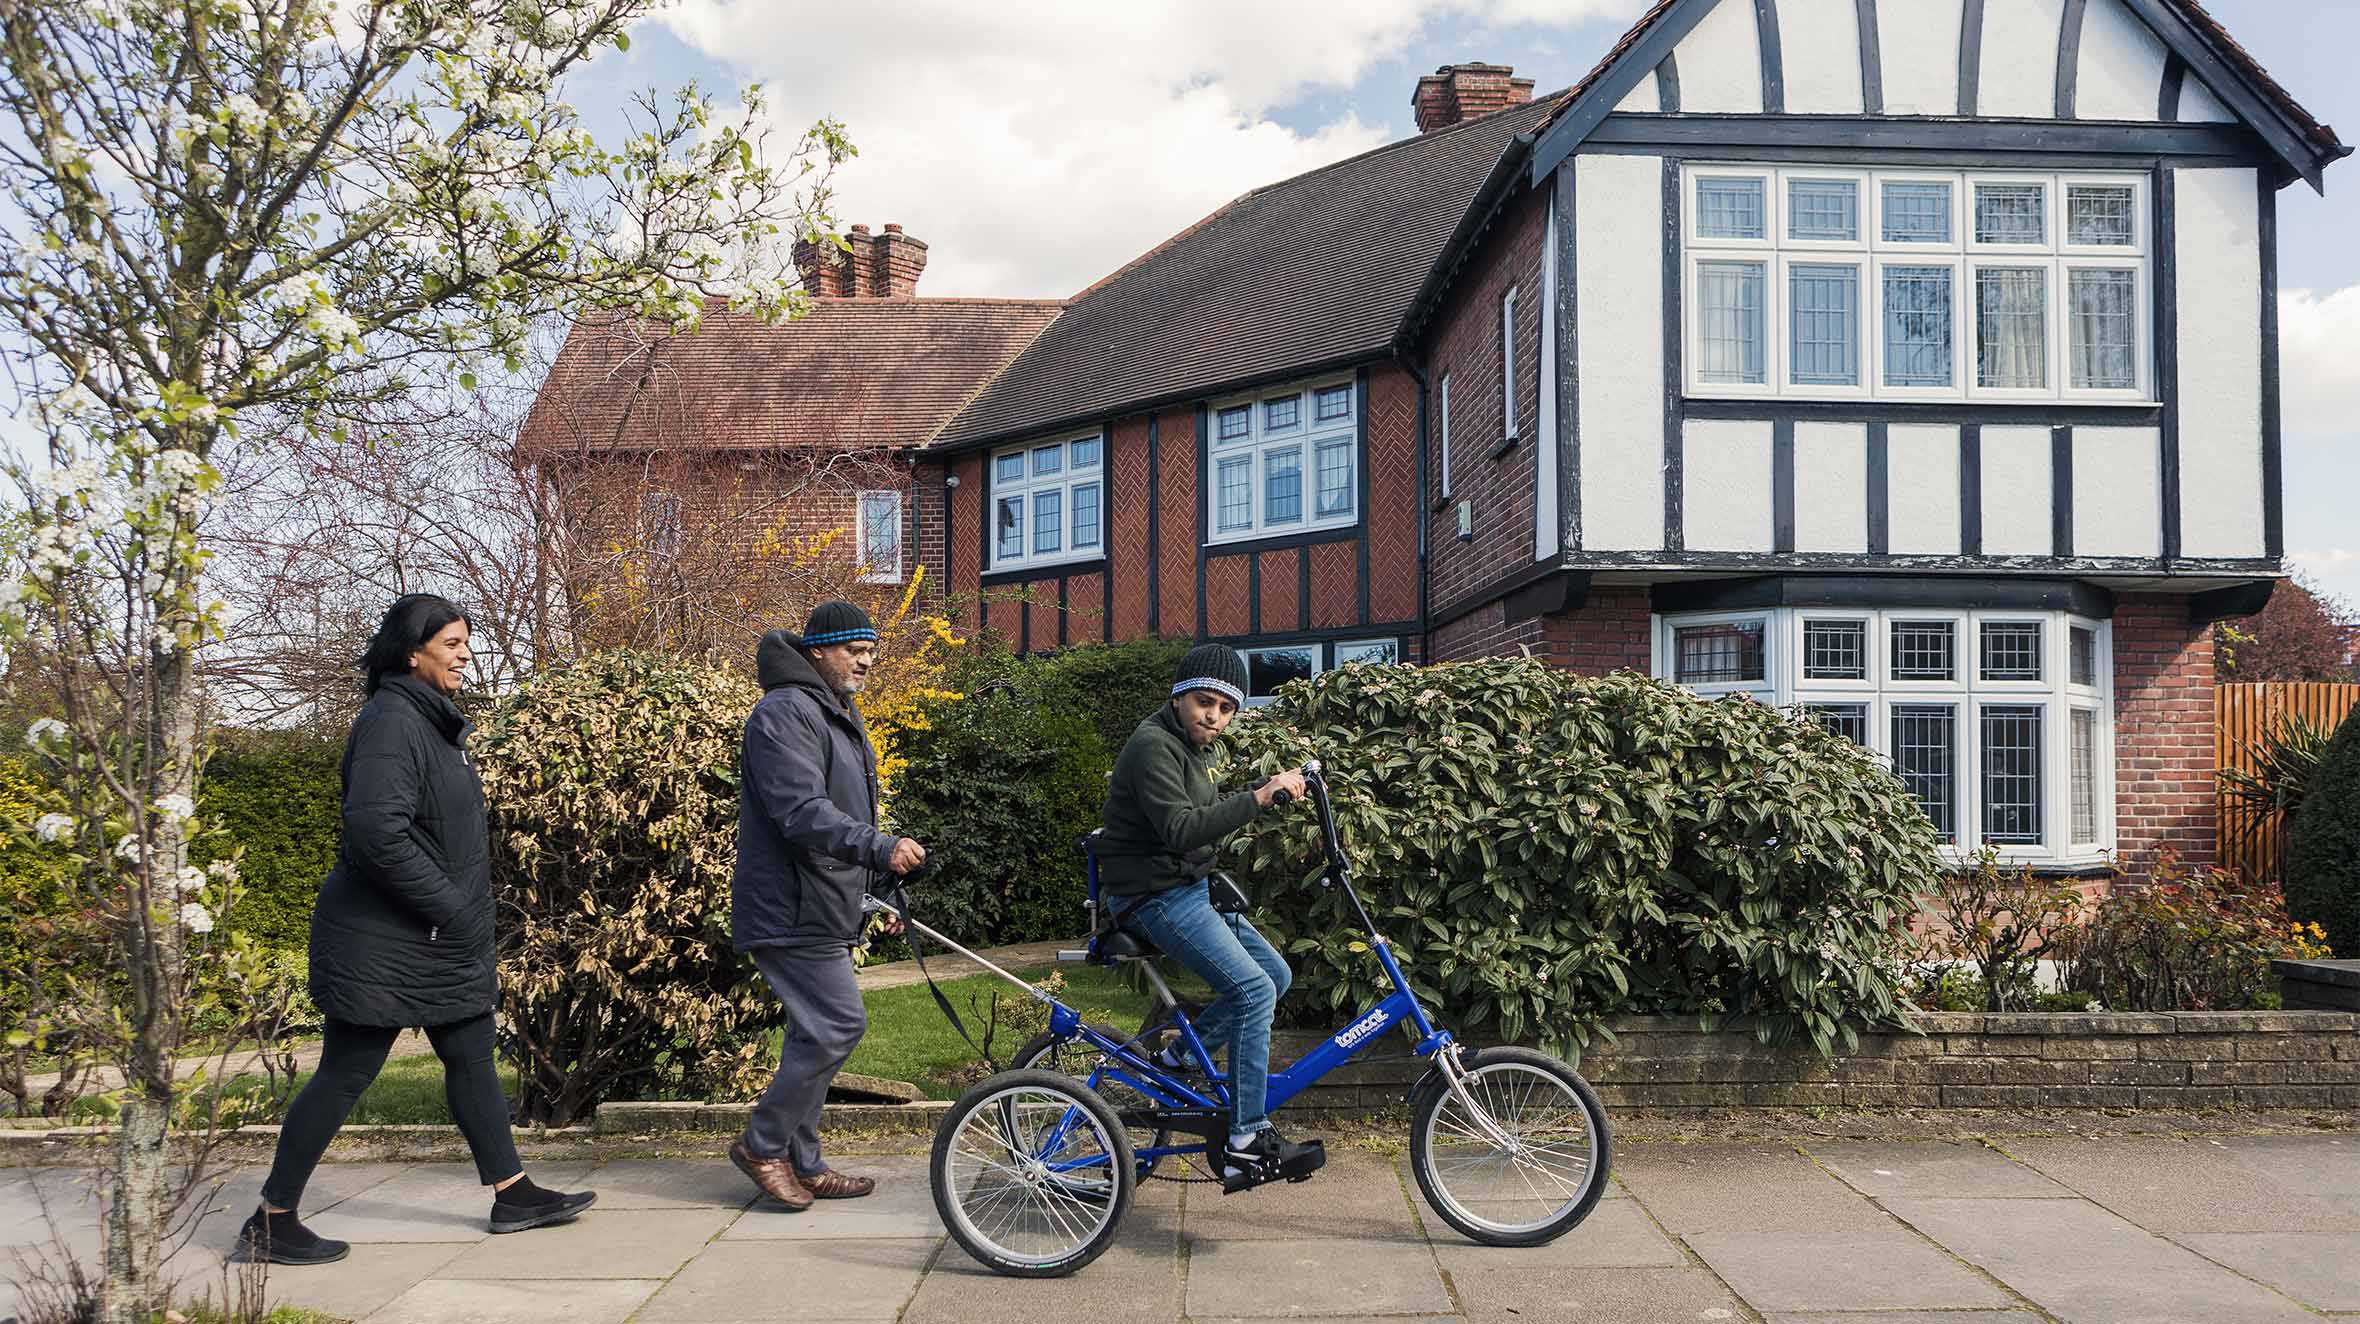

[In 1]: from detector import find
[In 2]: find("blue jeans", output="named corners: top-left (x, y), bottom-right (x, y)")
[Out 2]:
top-left (1115, 880), bottom-right (1292, 1133)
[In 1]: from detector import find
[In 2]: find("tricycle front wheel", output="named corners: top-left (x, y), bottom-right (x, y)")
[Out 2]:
top-left (1408, 1046), bottom-right (1612, 1247)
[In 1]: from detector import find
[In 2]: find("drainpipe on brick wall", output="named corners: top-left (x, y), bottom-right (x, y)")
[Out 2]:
top-left (1393, 350), bottom-right (1432, 663)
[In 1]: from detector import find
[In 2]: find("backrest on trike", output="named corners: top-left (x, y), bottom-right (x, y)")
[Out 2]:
top-left (1076, 829), bottom-right (1155, 964)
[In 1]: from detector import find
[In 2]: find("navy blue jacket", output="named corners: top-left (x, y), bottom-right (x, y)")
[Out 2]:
top-left (732, 632), bottom-right (900, 949)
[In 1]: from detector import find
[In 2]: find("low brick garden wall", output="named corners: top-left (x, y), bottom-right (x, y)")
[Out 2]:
top-left (1270, 1010), bottom-right (2360, 1114)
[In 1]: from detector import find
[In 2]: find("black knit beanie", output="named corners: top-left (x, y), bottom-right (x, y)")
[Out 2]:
top-left (1172, 643), bottom-right (1249, 707)
top-left (800, 600), bottom-right (877, 647)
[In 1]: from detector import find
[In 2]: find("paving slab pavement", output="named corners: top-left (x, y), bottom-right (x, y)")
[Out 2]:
top-left (6, 1131), bottom-right (2359, 1322)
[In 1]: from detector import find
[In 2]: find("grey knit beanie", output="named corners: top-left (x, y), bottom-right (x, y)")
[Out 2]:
top-left (1172, 643), bottom-right (1250, 707)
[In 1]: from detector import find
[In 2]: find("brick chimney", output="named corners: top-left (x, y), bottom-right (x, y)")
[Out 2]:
top-left (1412, 63), bottom-right (1535, 134)
top-left (794, 222), bottom-right (930, 297)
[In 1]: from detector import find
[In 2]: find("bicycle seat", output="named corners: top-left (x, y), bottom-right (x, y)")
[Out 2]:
top-left (1092, 926), bottom-right (1158, 962)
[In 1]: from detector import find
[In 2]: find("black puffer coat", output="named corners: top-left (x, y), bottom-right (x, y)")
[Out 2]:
top-left (308, 674), bottom-right (496, 1027)
top-left (732, 631), bottom-right (900, 950)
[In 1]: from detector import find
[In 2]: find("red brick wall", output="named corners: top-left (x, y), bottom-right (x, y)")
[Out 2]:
top-left (1109, 417), bottom-right (1154, 641)
top-left (1366, 364), bottom-right (1421, 626)
top-left (1262, 547), bottom-right (1303, 633)
top-left (1156, 407), bottom-right (1197, 638)
top-left (1429, 586), bottom-right (1651, 677)
top-left (1205, 554), bottom-right (1250, 638)
top-left (2112, 594), bottom-right (2218, 876)
top-left (1425, 181), bottom-right (1549, 622)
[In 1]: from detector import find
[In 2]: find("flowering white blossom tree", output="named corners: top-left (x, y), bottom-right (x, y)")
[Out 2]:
top-left (0, 2), bottom-right (846, 1316)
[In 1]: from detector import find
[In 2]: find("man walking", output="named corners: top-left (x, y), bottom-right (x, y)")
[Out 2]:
top-left (730, 600), bottom-right (926, 1209)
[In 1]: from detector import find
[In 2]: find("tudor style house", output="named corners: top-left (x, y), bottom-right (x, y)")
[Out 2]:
top-left (527, 0), bottom-right (2345, 879)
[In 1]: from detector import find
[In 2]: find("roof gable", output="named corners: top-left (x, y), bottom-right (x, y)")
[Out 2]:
top-left (1527, 0), bottom-right (2347, 190)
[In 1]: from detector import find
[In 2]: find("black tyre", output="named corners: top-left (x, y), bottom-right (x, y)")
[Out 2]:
top-left (930, 1068), bottom-right (1135, 1277)
top-left (1408, 1046), bottom-right (1612, 1247)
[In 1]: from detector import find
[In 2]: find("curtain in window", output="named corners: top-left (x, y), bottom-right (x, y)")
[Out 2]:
top-left (1698, 261), bottom-right (1766, 384)
top-left (2068, 270), bottom-right (2136, 389)
top-left (1975, 267), bottom-right (2047, 389)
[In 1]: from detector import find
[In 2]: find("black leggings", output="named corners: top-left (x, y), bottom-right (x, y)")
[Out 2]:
top-left (260, 1014), bottom-right (521, 1210)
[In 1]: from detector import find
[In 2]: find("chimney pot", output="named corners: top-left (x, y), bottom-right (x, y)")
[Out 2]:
top-left (883, 223), bottom-right (904, 235)
top-left (796, 222), bottom-right (929, 298)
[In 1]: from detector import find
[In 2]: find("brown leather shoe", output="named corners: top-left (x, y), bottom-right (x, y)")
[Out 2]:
top-left (729, 1139), bottom-right (814, 1211)
top-left (797, 1166), bottom-right (876, 1200)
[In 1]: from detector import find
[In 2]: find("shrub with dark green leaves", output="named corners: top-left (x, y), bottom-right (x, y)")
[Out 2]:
top-left (192, 734), bottom-right (340, 952)
top-left (1221, 659), bottom-right (1942, 1055)
top-left (946, 635), bottom-right (1192, 757)
top-left (2287, 710), bottom-right (2360, 956)
top-left (476, 651), bottom-right (772, 1125)
top-left (886, 687), bottom-right (1107, 947)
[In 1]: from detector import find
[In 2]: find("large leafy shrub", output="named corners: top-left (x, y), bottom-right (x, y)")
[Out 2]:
top-left (886, 687), bottom-right (1107, 948)
top-left (2286, 710), bottom-right (2360, 955)
top-left (2057, 852), bottom-right (2330, 1009)
top-left (1221, 659), bottom-right (1942, 1054)
top-left (191, 733), bottom-right (340, 951)
top-left (948, 636), bottom-right (1192, 757)
top-left (477, 651), bottom-right (771, 1125)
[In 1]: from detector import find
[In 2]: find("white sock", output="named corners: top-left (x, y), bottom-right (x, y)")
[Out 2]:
top-left (1228, 1130), bottom-right (1259, 1150)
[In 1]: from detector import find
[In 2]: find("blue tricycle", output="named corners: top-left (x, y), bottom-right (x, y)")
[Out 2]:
top-left (865, 759), bottom-right (1612, 1277)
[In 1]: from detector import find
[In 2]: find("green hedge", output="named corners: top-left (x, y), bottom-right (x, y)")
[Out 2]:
top-left (886, 688), bottom-right (1107, 950)
top-left (1223, 659), bottom-right (1942, 1055)
top-left (194, 735), bottom-right (341, 952)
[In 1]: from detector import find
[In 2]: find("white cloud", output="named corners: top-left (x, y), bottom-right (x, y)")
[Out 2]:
top-left (648, 0), bottom-right (1645, 297)
top-left (2280, 282), bottom-right (2360, 437)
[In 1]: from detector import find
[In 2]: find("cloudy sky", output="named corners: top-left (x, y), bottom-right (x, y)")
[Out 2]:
top-left (566, 0), bottom-right (2360, 604)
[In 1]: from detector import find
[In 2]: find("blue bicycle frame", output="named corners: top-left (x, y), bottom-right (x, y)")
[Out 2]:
top-left (1025, 760), bottom-right (1453, 1172)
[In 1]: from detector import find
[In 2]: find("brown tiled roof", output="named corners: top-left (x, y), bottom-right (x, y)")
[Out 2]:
top-left (932, 94), bottom-right (1565, 451)
top-left (519, 298), bottom-right (1063, 456)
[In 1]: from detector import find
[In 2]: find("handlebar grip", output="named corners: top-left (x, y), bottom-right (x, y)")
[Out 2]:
top-left (1271, 788), bottom-right (1295, 807)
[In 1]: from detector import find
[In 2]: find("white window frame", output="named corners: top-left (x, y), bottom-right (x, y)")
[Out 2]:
top-left (1683, 164), bottom-right (2151, 406)
top-left (1501, 287), bottom-right (1520, 441)
top-left (1656, 605), bottom-right (2115, 865)
top-left (988, 431), bottom-right (1105, 572)
top-left (1205, 376), bottom-right (1358, 547)
top-left (855, 489), bottom-right (904, 584)
top-left (1437, 371), bottom-right (1454, 499)
top-left (1237, 636), bottom-right (1400, 708)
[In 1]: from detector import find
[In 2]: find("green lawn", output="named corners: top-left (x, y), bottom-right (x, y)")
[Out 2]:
top-left (839, 962), bottom-right (1186, 1098)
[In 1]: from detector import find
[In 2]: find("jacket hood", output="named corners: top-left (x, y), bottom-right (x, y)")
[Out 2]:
top-left (757, 628), bottom-right (836, 699)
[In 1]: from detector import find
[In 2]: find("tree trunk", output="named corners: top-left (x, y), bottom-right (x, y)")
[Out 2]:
top-left (102, 493), bottom-right (202, 1322)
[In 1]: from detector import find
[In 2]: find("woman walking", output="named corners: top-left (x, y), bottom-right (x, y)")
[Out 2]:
top-left (236, 595), bottom-right (594, 1265)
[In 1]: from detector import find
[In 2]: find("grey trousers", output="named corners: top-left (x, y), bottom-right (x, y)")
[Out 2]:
top-left (745, 943), bottom-right (867, 1174)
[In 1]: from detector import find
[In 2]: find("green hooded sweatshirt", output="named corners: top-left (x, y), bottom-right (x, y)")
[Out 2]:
top-left (1095, 702), bottom-right (1266, 897)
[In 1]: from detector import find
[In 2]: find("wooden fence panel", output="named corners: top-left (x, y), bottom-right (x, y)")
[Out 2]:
top-left (2216, 681), bottom-right (2360, 883)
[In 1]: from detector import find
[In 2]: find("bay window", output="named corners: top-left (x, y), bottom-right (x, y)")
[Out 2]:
top-left (1656, 607), bottom-right (2114, 862)
top-left (1207, 377), bottom-right (1357, 545)
top-left (990, 432), bottom-right (1103, 571)
top-left (1684, 165), bottom-right (2150, 404)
